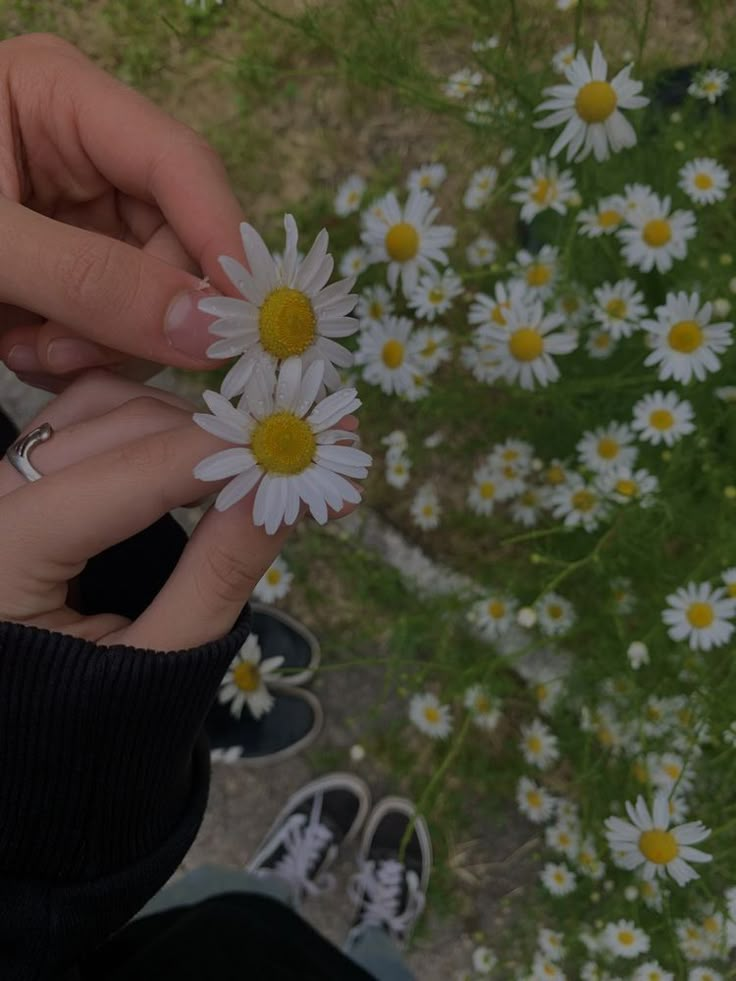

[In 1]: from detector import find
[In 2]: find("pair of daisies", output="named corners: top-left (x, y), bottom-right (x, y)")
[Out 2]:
top-left (191, 215), bottom-right (372, 534)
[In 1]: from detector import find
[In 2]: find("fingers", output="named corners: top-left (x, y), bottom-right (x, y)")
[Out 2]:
top-left (0, 198), bottom-right (222, 369)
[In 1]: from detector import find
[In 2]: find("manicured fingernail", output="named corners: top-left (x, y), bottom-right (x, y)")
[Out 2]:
top-left (165, 289), bottom-right (219, 359)
top-left (47, 338), bottom-right (108, 371)
top-left (6, 345), bottom-right (41, 372)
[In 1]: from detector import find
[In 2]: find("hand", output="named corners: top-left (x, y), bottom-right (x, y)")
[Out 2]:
top-left (0, 34), bottom-right (242, 390)
top-left (0, 370), bottom-right (359, 650)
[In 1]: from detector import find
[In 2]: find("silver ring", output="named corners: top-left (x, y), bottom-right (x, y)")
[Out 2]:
top-left (6, 423), bottom-right (54, 482)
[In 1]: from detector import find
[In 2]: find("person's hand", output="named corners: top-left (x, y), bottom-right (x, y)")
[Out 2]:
top-left (0, 370), bottom-right (359, 650)
top-left (0, 33), bottom-right (242, 391)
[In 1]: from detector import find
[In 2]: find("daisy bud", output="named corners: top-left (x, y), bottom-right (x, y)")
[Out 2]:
top-left (627, 641), bottom-right (649, 669)
top-left (517, 606), bottom-right (537, 628)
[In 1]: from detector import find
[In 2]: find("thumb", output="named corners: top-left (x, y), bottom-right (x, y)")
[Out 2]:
top-left (0, 198), bottom-right (221, 368)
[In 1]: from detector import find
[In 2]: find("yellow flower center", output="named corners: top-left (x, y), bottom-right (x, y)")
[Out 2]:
top-left (385, 222), bottom-right (420, 262)
top-left (694, 172), bottom-right (714, 189)
top-left (502, 449), bottom-right (519, 461)
top-left (632, 761), bottom-right (648, 783)
top-left (536, 684), bottom-right (548, 701)
top-left (259, 287), bottom-right (317, 359)
top-left (572, 489), bottom-right (596, 512)
top-left (488, 600), bottom-right (506, 619)
top-left (520, 490), bottom-right (537, 506)
top-left (597, 726), bottom-right (614, 747)
top-left (547, 604), bottom-right (563, 619)
top-left (422, 339), bottom-right (439, 356)
top-left (428, 288), bottom-right (445, 305)
top-left (475, 694), bottom-right (491, 713)
top-left (266, 569), bottom-right (282, 585)
top-left (381, 339), bottom-right (405, 369)
top-left (233, 661), bottom-right (261, 692)
top-left (703, 915), bottom-right (719, 933)
top-left (575, 80), bottom-right (618, 123)
top-left (617, 930), bottom-right (636, 946)
top-left (639, 828), bottom-right (679, 864)
top-left (250, 412), bottom-right (316, 475)
top-left (643, 218), bottom-right (672, 248)
top-left (727, 581), bottom-right (736, 598)
top-left (668, 319), bottom-right (703, 353)
top-left (527, 790), bottom-right (542, 808)
top-left (509, 327), bottom-right (544, 361)
top-left (650, 409), bottom-right (674, 430)
top-left (616, 478), bottom-right (638, 497)
top-left (492, 302), bottom-right (510, 325)
top-left (686, 601), bottom-right (714, 628)
top-left (526, 735), bottom-right (543, 754)
top-left (532, 178), bottom-right (554, 205)
top-left (479, 480), bottom-right (496, 499)
top-left (526, 263), bottom-right (552, 288)
top-left (422, 504), bottom-right (434, 516)
top-left (597, 437), bottom-right (620, 460)
top-left (546, 465), bottom-right (566, 486)
top-left (663, 762), bottom-right (681, 780)
top-left (368, 300), bottom-right (384, 319)
top-left (594, 333), bottom-right (611, 349)
top-left (553, 871), bottom-right (566, 884)
top-left (606, 298), bottom-right (628, 319)
top-left (424, 706), bottom-right (440, 723)
top-left (598, 208), bottom-right (622, 228)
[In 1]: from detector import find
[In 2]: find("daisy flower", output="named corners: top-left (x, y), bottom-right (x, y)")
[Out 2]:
top-left (605, 794), bottom-right (712, 886)
top-left (688, 969), bottom-right (723, 981)
top-left (410, 325), bottom-right (452, 373)
top-left (385, 455), bottom-right (411, 489)
top-left (600, 465), bottom-right (658, 506)
top-left (722, 566), bottom-right (736, 598)
top-left (517, 777), bottom-right (556, 823)
top-left (511, 488), bottom-right (545, 527)
top-left (688, 67), bottom-right (729, 103)
top-left (535, 42), bottom-right (649, 162)
top-left (443, 67), bottom-right (482, 99)
top-left (466, 233), bottom-right (498, 267)
top-left (552, 43), bottom-right (576, 75)
top-left (201, 215), bottom-right (358, 397)
top-left (464, 684), bottom-right (501, 731)
top-left (483, 297), bottom-right (576, 389)
top-left (408, 268), bottom-right (463, 321)
top-left (461, 336), bottom-right (504, 384)
top-left (617, 194), bottom-right (696, 274)
top-left (679, 157), bottom-right (730, 205)
top-left (355, 285), bottom-right (394, 327)
top-left (662, 582), bottom-right (736, 651)
top-left (193, 358), bottom-right (370, 533)
top-left (631, 391), bottom-right (696, 446)
top-left (538, 928), bottom-right (566, 961)
top-left (406, 162), bottom-right (447, 193)
top-left (577, 194), bottom-right (627, 236)
top-left (382, 429), bottom-right (408, 455)
top-left (470, 593), bottom-right (518, 639)
top-left (510, 246), bottom-right (560, 299)
top-left (586, 328), bottom-right (617, 359)
top-left (592, 279), bottom-right (646, 339)
top-left (541, 862), bottom-right (576, 895)
top-left (521, 718), bottom-right (560, 769)
top-left (354, 315), bottom-right (422, 396)
top-left (335, 174), bottom-right (367, 216)
top-left (512, 155), bottom-right (577, 223)
top-left (490, 459), bottom-right (529, 500)
top-left (642, 291), bottom-right (733, 384)
top-left (577, 422), bottom-right (638, 473)
top-left (577, 837), bottom-right (605, 880)
top-left (339, 246), bottom-right (369, 278)
top-left (361, 190), bottom-right (455, 297)
top-left (471, 35), bottom-right (499, 52)
top-left (551, 475), bottom-right (608, 531)
top-left (472, 946), bottom-right (497, 974)
top-left (467, 466), bottom-right (501, 516)
top-left (632, 963), bottom-right (673, 981)
top-left (546, 821), bottom-right (580, 860)
top-left (410, 484), bottom-right (442, 530)
top-left (253, 555), bottom-right (293, 602)
top-left (488, 438), bottom-right (534, 471)
top-left (531, 954), bottom-right (565, 980)
top-left (602, 919), bottom-right (650, 958)
top-left (469, 279), bottom-right (533, 330)
top-left (536, 593), bottom-right (576, 636)
top-left (463, 165), bottom-right (499, 210)
top-left (218, 633), bottom-right (284, 720)
top-left (409, 692), bottom-right (452, 738)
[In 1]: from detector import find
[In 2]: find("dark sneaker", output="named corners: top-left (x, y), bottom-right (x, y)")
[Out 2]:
top-left (347, 797), bottom-right (432, 947)
top-left (208, 684), bottom-right (323, 767)
top-left (250, 602), bottom-right (320, 686)
top-left (247, 773), bottom-right (371, 906)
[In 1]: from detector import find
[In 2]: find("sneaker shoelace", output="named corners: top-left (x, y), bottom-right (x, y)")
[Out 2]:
top-left (258, 793), bottom-right (337, 900)
top-left (347, 858), bottom-right (426, 941)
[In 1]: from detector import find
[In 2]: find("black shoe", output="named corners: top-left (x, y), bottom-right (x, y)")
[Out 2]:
top-left (348, 797), bottom-right (432, 947)
top-left (250, 602), bottom-right (320, 686)
top-left (247, 773), bottom-right (371, 906)
top-left (208, 684), bottom-right (323, 767)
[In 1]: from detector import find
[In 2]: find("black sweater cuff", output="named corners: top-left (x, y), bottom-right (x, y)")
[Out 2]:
top-left (0, 607), bottom-right (250, 881)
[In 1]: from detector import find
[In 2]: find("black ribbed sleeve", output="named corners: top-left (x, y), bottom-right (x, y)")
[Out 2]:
top-left (0, 608), bottom-right (251, 981)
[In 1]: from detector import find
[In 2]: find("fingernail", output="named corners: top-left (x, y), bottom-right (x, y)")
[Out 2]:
top-left (47, 338), bottom-right (108, 371)
top-left (165, 289), bottom-right (219, 359)
top-left (6, 345), bottom-right (41, 372)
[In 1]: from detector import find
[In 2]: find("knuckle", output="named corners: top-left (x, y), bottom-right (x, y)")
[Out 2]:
top-left (118, 395), bottom-right (183, 428)
top-left (198, 543), bottom-right (258, 608)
